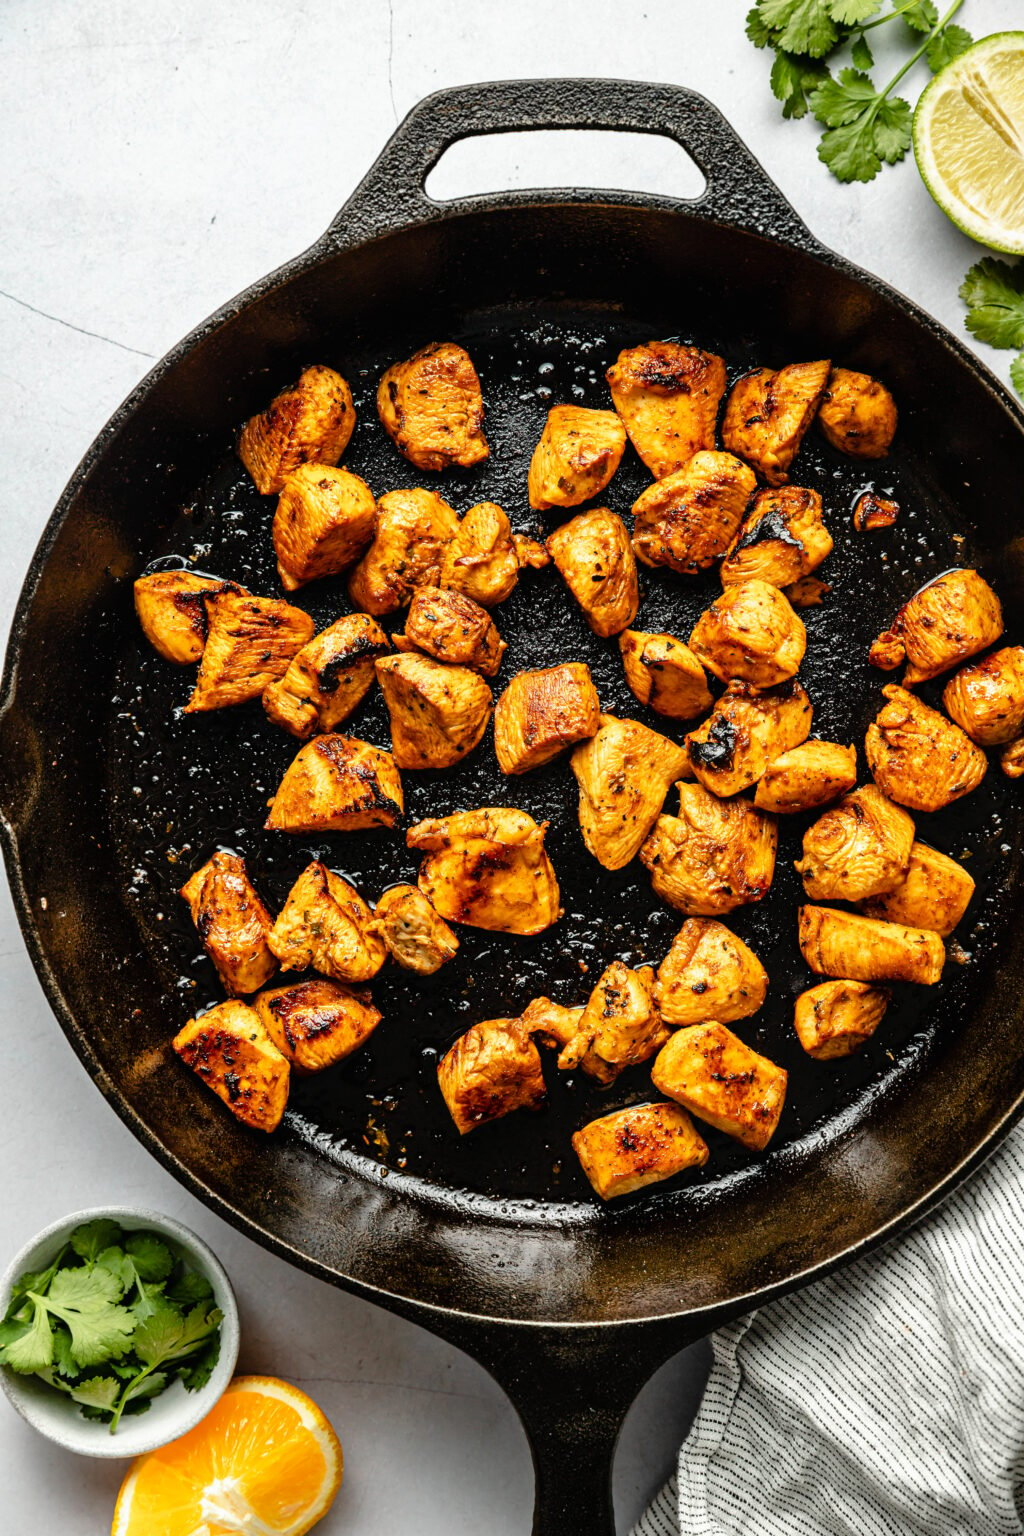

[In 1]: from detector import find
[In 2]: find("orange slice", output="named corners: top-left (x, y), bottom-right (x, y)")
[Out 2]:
top-left (111, 1375), bottom-right (342, 1536)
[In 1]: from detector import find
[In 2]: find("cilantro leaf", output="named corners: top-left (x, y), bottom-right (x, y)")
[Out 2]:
top-left (757, 0), bottom-right (841, 57)
top-left (850, 33), bottom-right (874, 70)
top-left (1010, 354), bottom-right (1024, 400)
top-left (903, 0), bottom-right (938, 31)
top-left (3, 1251), bottom-right (65, 1318)
top-left (65, 1374), bottom-right (121, 1413)
top-left (130, 1297), bottom-right (187, 1368)
top-left (770, 50), bottom-right (831, 119)
top-left (125, 1232), bottom-right (174, 1284)
top-left (95, 1246), bottom-right (133, 1291)
top-left (42, 1268), bottom-right (135, 1368)
top-left (811, 71), bottom-right (912, 181)
top-left (69, 1219), bottom-right (124, 1265)
top-left (830, 0), bottom-right (881, 23)
top-left (960, 258), bottom-right (1024, 350)
top-left (926, 23), bottom-right (973, 71)
top-left (812, 67), bottom-right (877, 126)
top-left (179, 1333), bottom-right (220, 1393)
top-left (165, 1269), bottom-right (214, 1307)
top-left (0, 1300), bottom-right (54, 1374)
top-left (746, 4), bottom-right (775, 46)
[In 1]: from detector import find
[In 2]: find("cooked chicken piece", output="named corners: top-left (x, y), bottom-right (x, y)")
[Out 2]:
top-left (239, 365), bottom-right (355, 495)
top-left (265, 734), bottom-right (403, 832)
top-left (798, 904), bottom-right (945, 985)
top-left (656, 918), bottom-right (767, 1026)
top-left (262, 613), bottom-right (389, 739)
top-left (1002, 737), bottom-right (1024, 778)
top-left (573, 1102), bottom-right (709, 1201)
top-left (689, 580), bottom-right (806, 687)
top-left (793, 980), bottom-right (890, 1060)
top-left (494, 663), bottom-right (601, 775)
top-left (436, 502), bottom-right (517, 607)
top-left (859, 841), bottom-right (975, 936)
top-left (272, 464), bottom-right (377, 590)
top-left (375, 652), bottom-right (492, 770)
top-left (619, 630), bottom-right (713, 720)
top-left (553, 963), bottom-right (669, 1085)
top-left (852, 492), bottom-right (900, 532)
top-left (753, 740), bottom-right (858, 813)
top-left (528, 405), bottom-right (627, 510)
top-left (865, 685), bottom-right (987, 813)
top-left (393, 586), bottom-right (505, 677)
top-left (437, 1016), bottom-right (545, 1134)
top-left (408, 807), bottom-right (561, 935)
top-left (377, 341), bottom-right (488, 471)
top-left (254, 978), bottom-right (381, 1073)
top-left (185, 590), bottom-right (314, 712)
top-left (269, 862), bottom-right (386, 982)
top-left (784, 575), bottom-right (831, 608)
top-left (347, 488), bottom-right (460, 615)
top-left (942, 646), bottom-right (1024, 746)
top-left (869, 568), bottom-right (1004, 685)
top-left (606, 342), bottom-right (727, 478)
top-left (134, 570), bottom-right (243, 664)
top-left (513, 533), bottom-right (551, 570)
top-left (631, 451), bottom-right (757, 574)
top-left (571, 714), bottom-right (690, 870)
top-left (652, 1022), bottom-right (787, 1151)
top-left (369, 884), bottom-right (459, 974)
top-left (546, 508), bottom-right (639, 637)
top-left (686, 680), bottom-right (812, 798)
top-left (720, 486), bottom-right (833, 589)
top-left (795, 785), bottom-right (915, 902)
top-left (173, 1001), bottom-right (289, 1133)
top-left (722, 360), bottom-right (831, 485)
top-left (519, 996), bottom-right (584, 1050)
top-left (817, 368), bottom-right (897, 459)
top-left (640, 782), bottom-right (778, 916)
top-left (180, 852), bottom-right (277, 996)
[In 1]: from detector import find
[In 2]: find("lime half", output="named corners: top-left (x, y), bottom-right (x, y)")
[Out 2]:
top-left (914, 31), bottom-right (1024, 254)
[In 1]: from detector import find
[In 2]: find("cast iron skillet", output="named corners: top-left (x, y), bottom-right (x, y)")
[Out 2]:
top-left (2, 79), bottom-right (1024, 1533)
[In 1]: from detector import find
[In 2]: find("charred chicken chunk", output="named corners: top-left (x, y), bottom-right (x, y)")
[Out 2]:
top-left (942, 646), bottom-right (1024, 746)
top-left (369, 884), bottom-right (459, 975)
top-left (722, 359), bottom-right (831, 485)
top-left (437, 1017), bottom-right (545, 1134)
top-left (265, 733), bottom-right (403, 832)
top-left (439, 502), bottom-right (521, 608)
top-left (784, 575), bottom-right (831, 609)
top-left (572, 1102), bottom-right (709, 1201)
top-left (553, 963), bottom-right (669, 1085)
top-left (268, 862), bottom-right (386, 982)
top-left (528, 405), bottom-right (627, 510)
top-left (263, 613), bottom-right (389, 739)
top-left (254, 978), bottom-right (381, 1073)
top-left (798, 904), bottom-right (945, 985)
top-left (1002, 737), bottom-right (1024, 778)
top-left (869, 568), bottom-right (1004, 685)
top-left (272, 464), bottom-right (376, 590)
top-left (817, 368), bottom-right (897, 459)
top-left (852, 492), bottom-right (900, 532)
top-left (656, 918), bottom-right (768, 1026)
top-left (640, 782), bottom-right (778, 916)
top-left (546, 508), bottom-right (639, 638)
top-left (689, 580), bottom-right (806, 687)
top-left (865, 685), bottom-right (987, 813)
top-left (134, 570), bottom-right (243, 665)
top-left (409, 808), bottom-right (560, 936)
top-left (394, 586), bottom-right (506, 677)
top-left (631, 451), bottom-right (757, 574)
top-left (686, 680), bottom-right (813, 798)
top-left (606, 342), bottom-right (727, 478)
top-left (859, 841), bottom-right (975, 936)
top-left (377, 341), bottom-right (488, 471)
top-left (619, 630), bottom-right (713, 721)
top-left (173, 1001), bottom-right (289, 1133)
top-left (519, 996), bottom-right (585, 1050)
top-left (347, 488), bottom-right (460, 615)
top-left (571, 714), bottom-right (691, 871)
top-left (239, 365), bottom-right (355, 495)
top-left (793, 980), bottom-right (890, 1060)
top-left (375, 653), bottom-right (493, 770)
top-left (494, 663), bottom-right (601, 775)
top-left (652, 1022), bottom-right (787, 1151)
top-left (180, 851), bottom-right (277, 996)
top-left (753, 740), bottom-right (858, 813)
top-left (186, 590), bottom-right (314, 712)
top-left (795, 785), bottom-right (915, 903)
top-left (513, 532), bottom-right (551, 570)
top-left (719, 486), bottom-right (833, 589)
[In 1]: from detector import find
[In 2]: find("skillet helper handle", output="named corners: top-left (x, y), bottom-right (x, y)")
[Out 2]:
top-left (325, 76), bottom-right (815, 248)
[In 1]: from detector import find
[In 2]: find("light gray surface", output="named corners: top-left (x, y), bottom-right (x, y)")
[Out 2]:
top-left (1, 2), bottom-right (1018, 1530)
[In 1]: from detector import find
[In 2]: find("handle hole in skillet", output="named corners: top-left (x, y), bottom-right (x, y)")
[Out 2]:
top-left (424, 128), bottom-right (707, 203)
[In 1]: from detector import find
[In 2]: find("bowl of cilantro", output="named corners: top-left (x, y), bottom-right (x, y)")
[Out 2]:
top-left (0, 1207), bottom-right (239, 1456)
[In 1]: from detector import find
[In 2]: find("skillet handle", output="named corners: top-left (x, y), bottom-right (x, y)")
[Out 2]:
top-left (325, 77), bottom-right (816, 248)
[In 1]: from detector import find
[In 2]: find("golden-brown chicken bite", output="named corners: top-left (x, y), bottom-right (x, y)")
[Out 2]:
top-left (265, 734), bottom-right (403, 832)
top-left (438, 1017), bottom-right (545, 1134)
top-left (134, 570), bottom-right (244, 665)
top-left (793, 980), bottom-right (890, 1060)
top-left (553, 963), bottom-right (668, 1084)
top-left (573, 1102), bottom-right (709, 1201)
top-left (180, 851), bottom-right (277, 996)
top-left (686, 680), bottom-right (812, 798)
top-left (546, 508), bottom-right (639, 637)
top-left (394, 587), bottom-right (506, 677)
top-left (689, 580), bottom-right (806, 687)
top-left (269, 862), bottom-right (386, 982)
top-left (640, 782), bottom-right (778, 916)
top-left (272, 464), bottom-right (376, 590)
top-left (619, 630), bottom-right (713, 720)
top-left (369, 884), bottom-right (459, 975)
top-left (858, 841), bottom-right (975, 936)
top-left (408, 808), bottom-right (561, 936)
top-left (375, 652), bottom-right (492, 770)
top-left (753, 740), bottom-right (858, 813)
top-left (795, 785), bottom-right (915, 902)
top-left (262, 613), bottom-right (389, 739)
top-left (784, 575), bottom-right (832, 608)
top-left (1002, 737), bottom-right (1024, 778)
top-left (528, 405), bottom-right (627, 510)
top-left (852, 492), bottom-right (900, 532)
top-left (494, 663), bottom-right (601, 775)
top-left (606, 342), bottom-right (727, 478)
top-left (652, 1022), bottom-right (787, 1151)
top-left (798, 904), bottom-right (945, 985)
top-left (942, 646), bottom-right (1024, 746)
top-left (519, 996), bottom-right (585, 1051)
top-left (239, 365), bottom-right (355, 495)
top-left (347, 488), bottom-right (460, 615)
top-left (254, 978), bottom-right (381, 1073)
top-left (377, 341), bottom-right (488, 471)
top-left (656, 918), bottom-right (767, 1026)
top-left (173, 1001), bottom-right (290, 1133)
top-left (869, 568), bottom-right (1004, 685)
top-left (720, 486), bottom-right (833, 589)
top-left (817, 368), bottom-right (897, 458)
top-left (571, 714), bottom-right (691, 871)
top-left (722, 359), bottom-right (831, 485)
top-left (439, 502), bottom-right (521, 607)
top-left (185, 590), bottom-right (315, 712)
top-left (865, 685), bottom-right (987, 813)
top-left (631, 451), bottom-right (757, 574)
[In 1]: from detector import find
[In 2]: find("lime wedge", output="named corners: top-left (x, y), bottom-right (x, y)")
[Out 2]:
top-left (914, 31), bottom-right (1024, 255)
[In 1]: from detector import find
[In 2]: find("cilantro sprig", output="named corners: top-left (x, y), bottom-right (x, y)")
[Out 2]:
top-left (0, 1219), bottom-right (221, 1432)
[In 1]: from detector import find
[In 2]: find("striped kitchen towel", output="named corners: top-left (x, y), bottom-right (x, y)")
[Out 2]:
top-left (634, 1121), bottom-right (1024, 1536)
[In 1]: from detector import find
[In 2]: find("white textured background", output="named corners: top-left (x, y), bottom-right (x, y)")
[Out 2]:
top-left (1, 1), bottom-right (1019, 1530)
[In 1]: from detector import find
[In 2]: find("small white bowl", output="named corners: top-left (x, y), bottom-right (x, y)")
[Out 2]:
top-left (0, 1205), bottom-right (239, 1458)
